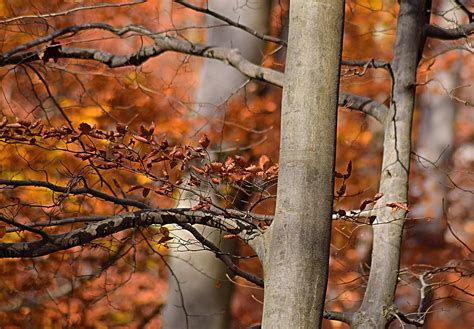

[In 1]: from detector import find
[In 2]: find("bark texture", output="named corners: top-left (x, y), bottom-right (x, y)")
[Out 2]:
top-left (262, 1), bottom-right (345, 328)
top-left (162, 1), bottom-right (269, 328)
top-left (352, 1), bottom-right (430, 327)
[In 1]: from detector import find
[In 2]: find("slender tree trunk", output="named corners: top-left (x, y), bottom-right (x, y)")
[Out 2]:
top-left (411, 63), bottom-right (458, 245)
top-left (410, 0), bottom-right (461, 247)
top-left (262, 1), bottom-right (345, 328)
top-left (352, 1), bottom-right (430, 328)
top-left (162, 1), bottom-right (269, 328)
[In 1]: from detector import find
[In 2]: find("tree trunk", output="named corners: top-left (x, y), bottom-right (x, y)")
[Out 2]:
top-left (162, 1), bottom-right (269, 328)
top-left (262, 1), bottom-right (345, 328)
top-left (352, 1), bottom-right (430, 328)
top-left (410, 0), bottom-right (461, 247)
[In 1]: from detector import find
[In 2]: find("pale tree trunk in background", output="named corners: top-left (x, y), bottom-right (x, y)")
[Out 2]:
top-left (353, 1), bottom-right (430, 327)
top-left (262, 1), bottom-right (344, 328)
top-left (162, 1), bottom-right (269, 328)
top-left (411, 64), bottom-right (459, 246)
top-left (411, 0), bottom-right (461, 247)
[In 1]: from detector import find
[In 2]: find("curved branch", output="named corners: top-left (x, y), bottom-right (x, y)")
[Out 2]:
top-left (425, 22), bottom-right (474, 39)
top-left (0, 23), bottom-right (389, 123)
top-left (339, 92), bottom-right (388, 123)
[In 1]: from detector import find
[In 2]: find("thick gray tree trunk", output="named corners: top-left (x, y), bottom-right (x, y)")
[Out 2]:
top-left (352, 1), bottom-right (430, 327)
top-left (162, 1), bottom-right (269, 328)
top-left (261, 1), bottom-right (345, 328)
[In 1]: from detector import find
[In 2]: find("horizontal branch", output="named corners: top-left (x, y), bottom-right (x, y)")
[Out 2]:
top-left (0, 178), bottom-right (150, 209)
top-left (425, 22), bottom-right (474, 40)
top-left (323, 310), bottom-right (353, 324)
top-left (341, 58), bottom-right (390, 70)
top-left (0, 208), bottom-right (260, 258)
top-left (0, 23), bottom-right (389, 123)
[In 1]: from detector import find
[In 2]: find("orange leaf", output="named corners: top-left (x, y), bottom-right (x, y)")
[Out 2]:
top-left (258, 155), bottom-right (271, 171)
top-left (199, 134), bottom-right (210, 149)
top-left (386, 202), bottom-right (409, 212)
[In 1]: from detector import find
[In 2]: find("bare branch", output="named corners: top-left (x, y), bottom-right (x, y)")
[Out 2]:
top-left (174, 0), bottom-right (287, 47)
top-left (454, 0), bottom-right (473, 23)
top-left (6, 215), bottom-right (107, 233)
top-left (0, 23), bottom-right (390, 124)
top-left (323, 310), bottom-right (353, 324)
top-left (0, 209), bottom-right (260, 258)
top-left (0, 1), bottom-right (145, 25)
top-left (342, 58), bottom-right (390, 70)
top-left (0, 178), bottom-right (150, 209)
top-left (177, 222), bottom-right (264, 287)
top-left (425, 22), bottom-right (474, 39)
top-left (339, 92), bottom-right (388, 123)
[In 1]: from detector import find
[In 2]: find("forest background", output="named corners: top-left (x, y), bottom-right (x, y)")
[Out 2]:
top-left (0, 0), bottom-right (472, 328)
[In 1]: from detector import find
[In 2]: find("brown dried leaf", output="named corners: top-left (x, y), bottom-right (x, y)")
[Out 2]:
top-left (374, 192), bottom-right (384, 200)
top-left (344, 160), bottom-right (352, 179)
top-left (199, 134), bottom-right (210, 149)
top-left (160, 226), bottom-right (169, 237)
top-left (79, 122), bottom-right (92, 134)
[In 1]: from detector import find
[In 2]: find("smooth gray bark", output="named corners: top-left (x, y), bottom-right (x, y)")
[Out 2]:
top-left (353, 1), bottom-right (430, 327)
top-left (162, 1), bottom-right (269, 328)
top-left (262, 1), bottom-right (345, 328)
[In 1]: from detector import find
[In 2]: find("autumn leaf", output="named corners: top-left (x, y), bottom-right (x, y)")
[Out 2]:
top-left (374, 192), bottom-right (384, 200)
top-left (258, 155), bottom-right (271, 171)
top-left (128, 185), bottom-right (144, 192)
top-left (386, 202), bottom-right (409, 212)
top-left (116, 123), bottom-right (128, 135)
top-left (160, 226), bottom-right (170, 237)
top-left (359, 199), bottom-right (373, 211)
top-left (334, 171), bottom-right (344, 178)
top-left (344, 160), bottom-right (352, 179)
top-left (199, 134), bottom-right (210, 149)
top-left (245, 164), bottom-right (261, 173)
top-left (79, 122), bottom-right (92, 134)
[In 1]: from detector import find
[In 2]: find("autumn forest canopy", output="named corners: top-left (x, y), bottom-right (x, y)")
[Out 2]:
top-left (0, 0), bottom-right (473, 328)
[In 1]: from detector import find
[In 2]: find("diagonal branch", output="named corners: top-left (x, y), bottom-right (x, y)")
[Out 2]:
top-left (454, 0), bottom-right (473, 23)
top-left (177, 222), bottom-right (264, 287)
top-left (174, 0), bottom-right (287, 47)
top-left (425, 22), bottom-right (474, 39)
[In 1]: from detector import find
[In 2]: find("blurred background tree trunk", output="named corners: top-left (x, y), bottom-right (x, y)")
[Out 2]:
top-left (162, 1), bottom-right (270, 328)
